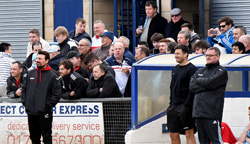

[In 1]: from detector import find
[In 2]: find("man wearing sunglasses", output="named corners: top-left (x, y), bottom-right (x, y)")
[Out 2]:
top-left (164, 8), bottom-right (189, 43)
top-left (207, 16), bottom-right (235, 54)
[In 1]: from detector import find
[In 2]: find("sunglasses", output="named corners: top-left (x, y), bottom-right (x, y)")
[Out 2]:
top-left (219, 25), bottom-right (227, 28)
top-left (171, 14), bottom-right (180, 17)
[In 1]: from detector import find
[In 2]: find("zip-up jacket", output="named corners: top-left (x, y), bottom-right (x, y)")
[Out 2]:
top-left (6, 66), bottom-right (27, 98)
top-left (60, 71), bottom-right (88, 99)
top-left (190, 62), bottom-right (228, 121)
top-left (21, 65), bottom-right (61, 115)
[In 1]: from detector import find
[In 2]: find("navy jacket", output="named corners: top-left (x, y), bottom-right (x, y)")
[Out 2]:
top-left (69, 30), bottom-right (92, 43)
top-left (49, 53), bottom-right (65, 71)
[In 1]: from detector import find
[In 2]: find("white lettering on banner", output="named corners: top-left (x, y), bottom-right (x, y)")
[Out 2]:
top-left (0, 103), bottom-right (104, 144)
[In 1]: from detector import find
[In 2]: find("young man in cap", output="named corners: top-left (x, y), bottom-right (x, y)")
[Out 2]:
top-left (135, 0), bottom-right (168, 49)
top-left (48, 45), bottom-right (65, 71)
top-left (164, 8), bottom-right (190, 42)
top-left (66, 51), bottom-right (89, 79)
top-left (59, 60), bottom-right (88, 99)
top-left (69, 18), bottom-right (91, 43)
top-left (54, 26), bottom-right (79, 58)
top-left (92, 31), bottom-right (114, 61)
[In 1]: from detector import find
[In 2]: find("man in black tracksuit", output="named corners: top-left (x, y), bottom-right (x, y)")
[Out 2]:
top-left (59, 60), bottom-right (88, 99)
top-left (190, 47), bottom-right (228, 144)
top-left (167, 45), bottom-right (197, 144)
top-left (6, 61), bottom-right (27, 98)
top-left (21, 51), bottom-right (61, 144)
top-left (86, 63), bottom-right (122, 98)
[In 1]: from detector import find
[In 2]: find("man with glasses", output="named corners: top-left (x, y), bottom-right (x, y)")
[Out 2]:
top-left (135, 0), bottom-right (168, 49)
top-left (207, 16), bottom-right (235, 54)
top-left (164, 8), bottom-right (189, 42)
top-left (190, 47), bottom-right (228, 144)
top-left (78, 38), bottom-right (91, 69)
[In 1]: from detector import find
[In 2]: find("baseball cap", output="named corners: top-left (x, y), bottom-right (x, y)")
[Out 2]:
top-left (170, 8), bottom-right (181, 15)
top-left (47, 45), bottom-right (60, 53)
top-left (66, 51), bottom-right (83, 59)
top-left (100, 31), bottom-right (114, 42)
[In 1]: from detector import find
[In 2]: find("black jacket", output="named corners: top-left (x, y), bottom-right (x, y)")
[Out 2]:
top-left (69, 30), bottom-right (92, 43)
top-left (75, 66), bottom-right (89, 78)
top-left (190, 62), bottom-right (228, 121)
top-left (86, 72), bottom-right (122, 98)
top-left (60, 71), bottom-right (88, 99)
top-left (22, 53), bottom-right (33, 68)
top-left (59, 37), bottom-right (79, 58)
top-left (21, 65), bottom-right (61, 115)
top-left (49, 53), bottom-right (65, 71)
top-left (137, 13), bottom-right (168, 49)
top-left (6, 66), bottom-right (27, 98)
top-left (164, 18), bottom-right (189, 42)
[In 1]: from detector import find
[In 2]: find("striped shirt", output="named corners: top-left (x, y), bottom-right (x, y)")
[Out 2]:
top-left (0, 52), bottom-right (15, 86)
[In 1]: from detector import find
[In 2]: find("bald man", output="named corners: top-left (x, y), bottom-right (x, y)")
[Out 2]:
top-left (239, 35), bottom-right (250, 53)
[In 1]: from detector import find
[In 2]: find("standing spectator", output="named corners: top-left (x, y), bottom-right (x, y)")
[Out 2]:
top-left (237, 106), bottom-right (250, 144)
top-left (86, 64), bottom-right (121, 98)
top-left (232, 42), bottom-right (245, 54)
top-left (93, 31), bottom-right (114, 61)
top-left (21, 51), bottom-right (61, 144)
top-left (117, 36), bottom-right (136, 62)
top-left (233, 26), bottom-right (246, 42)
top-left (0, 42), bottom-right (15, 97)
top-left (6, 61), bottom-right (27, 98)
top-left (159, 39), bottom-right (171, 53)
top-left (66, 51), bottom-right (89, 79)
top-left (190, 47), bottom-right (228, 144)
top-left (135, 0), bottom-right (168, 49)
top-left (135, 47), bottom-right (150, 61)
top-left (59, 60), bottom-right (87, 99)
top-left (239, 35), bottom-right (250, 53)
top-left (193, 40), bottom-right (210, 54)
top-left (207, 16), bottom-right (235, 54)
top-left (105, 42), bottom-right (132, 94)
top-left (167, 44), bottom-right (197, 144)
top-left (181, 23), bottom-right (200, 50)
top-left (177, 30), bottom-right (192, 52)
top-left (164, 8), bottom-right (189, 42)
top-left (78, 38), bottom-right (91, 69)
top-left (91, 20), bottom-right (117, 51)
top-left (150, 33), bottom-right (164, 54)
top-left (48, 45), bottom-right (65, 71)
top-left (69, 18), bottom-right (91, 42)
top-left (22, 41), bottom-right (42, 69)
top-left (27, 29), bottom-right (49, 57)
top-left (54, 26), bottom-right (79, 58)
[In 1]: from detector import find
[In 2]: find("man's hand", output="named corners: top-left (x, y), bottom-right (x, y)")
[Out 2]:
top-left (214, 28), bottom-right (221, 36)
top-left (136, 28), bottom-right (143, 35)
top-left (15, 88), bottom-right (22, 97)
top-left (99, 88), bottom-right (103, 93)
top-left (70, 91), bottom-right (75, 97)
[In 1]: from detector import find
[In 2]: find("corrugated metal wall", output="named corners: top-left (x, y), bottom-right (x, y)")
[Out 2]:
top-left (211, 0), bottom-right (250, 34)
top-left (0, 0), bottom-right (42, 62)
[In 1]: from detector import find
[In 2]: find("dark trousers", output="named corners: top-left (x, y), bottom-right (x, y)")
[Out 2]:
top-left (28, 112), bottom-right (53, 144)
top-left (196, 118), bottom-right (223, 144)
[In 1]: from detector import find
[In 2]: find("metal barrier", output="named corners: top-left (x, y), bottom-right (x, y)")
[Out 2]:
top-left (0, 97), bottom-right (131, 144)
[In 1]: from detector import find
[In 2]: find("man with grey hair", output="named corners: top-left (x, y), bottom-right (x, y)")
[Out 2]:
top-left (239, 35), bottom-right (250, 53)
top-left (177, 30), bottom-right (192, 53)
top-left (78, 38), bottom-right (91, 69)
top-left (233, 26), bottom-right (246, 42)
top-left (91, 20), bottom-right (117, 51)
top-left (117, 36), bottom-right (136, 62)
top-left (190, 47), bottom-right (228, 144)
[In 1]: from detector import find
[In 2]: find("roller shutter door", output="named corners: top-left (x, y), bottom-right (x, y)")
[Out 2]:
top-left (211, 0), bottom-right (250, 34)
top-left (0, 0), bottom-right (43, 61)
